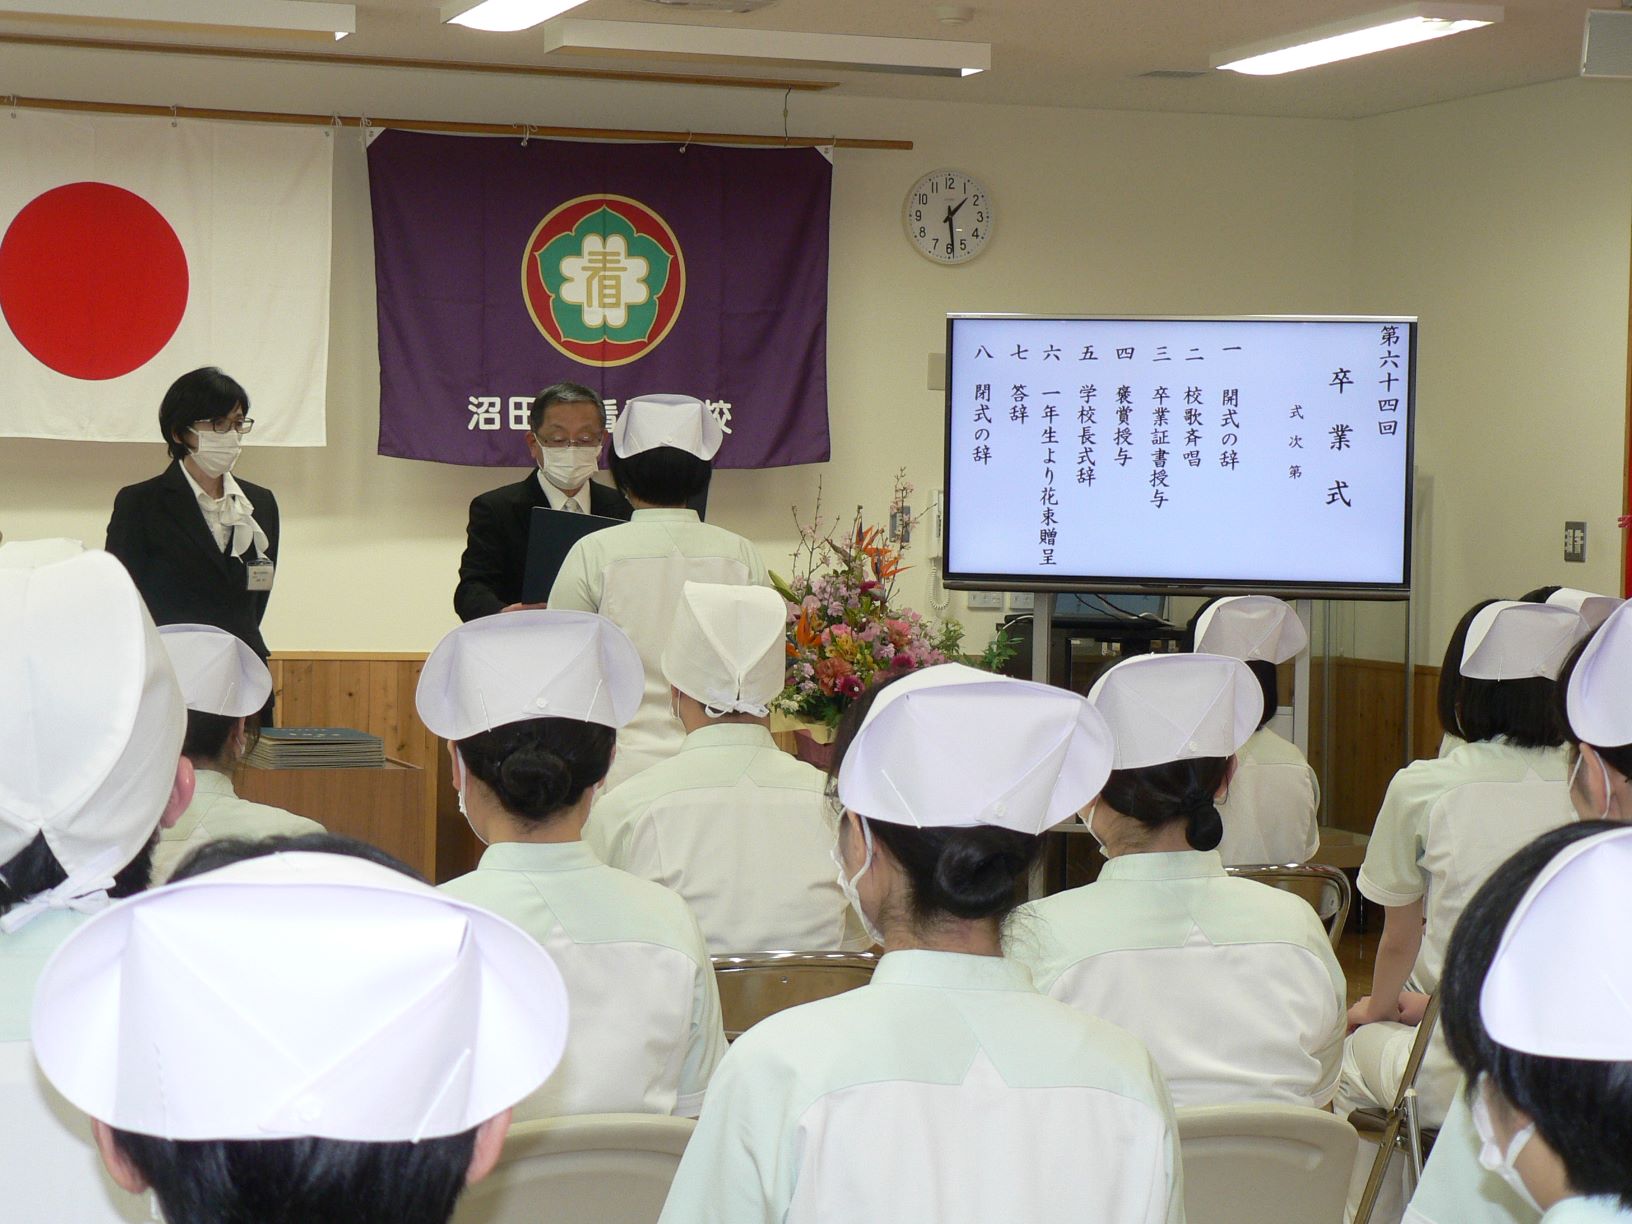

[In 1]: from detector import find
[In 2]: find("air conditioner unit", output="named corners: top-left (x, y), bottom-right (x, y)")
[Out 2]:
top-left (644, 0), bottom-right (780, 11)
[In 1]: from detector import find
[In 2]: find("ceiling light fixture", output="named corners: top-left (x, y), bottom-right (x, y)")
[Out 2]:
top-left (540, 18), bottom-right (990, 77)
top-left (441, 0), bottom-right (589, 33)
top-left (1213, 3), bottom-right (1501, 76)
top-left (0, 0), bottom-right (355, 39)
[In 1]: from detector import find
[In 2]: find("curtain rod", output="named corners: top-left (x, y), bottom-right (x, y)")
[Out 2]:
top-left (0, 94), bottom-right (912, 151)
top-left (0, 32), bottom-right (838, 94)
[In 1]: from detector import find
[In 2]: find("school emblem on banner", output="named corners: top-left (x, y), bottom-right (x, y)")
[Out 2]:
top-left (523, 195), bottom-right (685, 367)
top-left (367, 130), bottom-right (831, 470)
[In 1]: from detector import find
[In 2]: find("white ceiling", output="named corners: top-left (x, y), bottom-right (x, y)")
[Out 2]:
top-left (0, 0), bottom-right (1616, 119)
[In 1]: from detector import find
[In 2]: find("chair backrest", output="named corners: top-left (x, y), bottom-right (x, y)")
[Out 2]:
top-left (1225, 863), bottom-right (1352, 946)
top-left (452, 1113), bottom-right (695, 1224)
top-left (712, 951), bottom-right (878, 1040)
top-left (1176, 1103), bottom-right (1359, 1224)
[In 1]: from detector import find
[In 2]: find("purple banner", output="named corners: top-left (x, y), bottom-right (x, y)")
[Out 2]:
top-left (368, 130), bottom-right (831, 468)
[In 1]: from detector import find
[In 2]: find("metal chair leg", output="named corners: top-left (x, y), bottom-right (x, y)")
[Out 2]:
top-left (1352, 1113), bottom-right (1403, 1224)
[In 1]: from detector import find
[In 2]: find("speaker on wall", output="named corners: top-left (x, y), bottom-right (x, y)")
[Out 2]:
top-left (1583, 8), bottom-right (1632, 79)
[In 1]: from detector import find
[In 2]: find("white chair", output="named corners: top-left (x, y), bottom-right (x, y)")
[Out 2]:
top-left (1177, 1103), bottom-right (1359, 1224)
top-left (1224, 863), bottom-right (1353, 947)
top-left (712, 951), bottom-right (878, 1041)
top-left (452, 1113), bottom-right (695, 1224)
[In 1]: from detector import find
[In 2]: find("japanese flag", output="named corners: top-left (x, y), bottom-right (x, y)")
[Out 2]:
top-left (0, 111), bottom-right (331, 444)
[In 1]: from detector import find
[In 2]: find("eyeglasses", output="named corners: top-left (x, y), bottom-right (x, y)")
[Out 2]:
top-left (535, 433), bottom-right (602, 448)
top-left (193, 418), bottom-right (255, 435)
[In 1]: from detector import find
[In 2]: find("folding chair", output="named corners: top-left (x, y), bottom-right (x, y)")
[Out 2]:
top-left (712, 951), bottom-right (878, 1041)
top-left (1177, 1103), bottom-right (1359, 1224)
top-left (1225, 863), bottom-right (1352, 947)
top-left (452, 1113), bottom-right (695, 1224)
top-left (1347, 990), bottom-right (1442, 1224)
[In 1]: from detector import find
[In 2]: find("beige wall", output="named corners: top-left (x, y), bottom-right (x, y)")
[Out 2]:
top-left (1344, 77), bottom-right (1632, 664)
top-left (4, 44), bottom-right (1624, 658)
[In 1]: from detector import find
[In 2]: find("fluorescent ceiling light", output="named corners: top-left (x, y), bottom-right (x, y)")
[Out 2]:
top-left (541, 19), bottom-right (990, 77)
top-left (0, 0), bottom-right (355, 38)
top-left (1213, 3), bottom-right (1501, 76)
top-left (442, 0), bottom-right (588, 32)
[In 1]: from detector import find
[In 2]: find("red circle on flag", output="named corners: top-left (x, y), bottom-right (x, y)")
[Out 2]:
top-left (0, 182), bottom-right (189, 381)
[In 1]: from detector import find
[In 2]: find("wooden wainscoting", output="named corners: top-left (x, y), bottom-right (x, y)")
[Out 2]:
top-left (1307, 658), bottom-right (1442, 835)
top-left (270, 652), bottom-right (1445, 870)
top-left (268, 652), bottom-right (478, 883)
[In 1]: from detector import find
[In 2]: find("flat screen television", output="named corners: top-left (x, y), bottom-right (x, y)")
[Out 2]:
top-left (943, 315), bottom-right (1416, 598)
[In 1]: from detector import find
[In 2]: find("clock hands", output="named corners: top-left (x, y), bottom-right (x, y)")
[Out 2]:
top-left (942, 195), bottom-right (969, 257)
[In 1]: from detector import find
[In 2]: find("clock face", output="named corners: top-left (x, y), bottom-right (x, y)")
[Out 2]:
top-left (903, 168), bottom-right (993, 265)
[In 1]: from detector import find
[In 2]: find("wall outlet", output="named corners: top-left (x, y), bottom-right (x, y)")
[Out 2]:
top-left (1008, 592), bottom-right (1036, 611)
top-left (966, 590), bottom-right (1003, 610)
top-left (1564, 520), bottom-right (1587, 563)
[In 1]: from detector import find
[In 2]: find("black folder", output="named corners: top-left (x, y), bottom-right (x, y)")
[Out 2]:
top-left (521, 507), bottom-right (622, 604)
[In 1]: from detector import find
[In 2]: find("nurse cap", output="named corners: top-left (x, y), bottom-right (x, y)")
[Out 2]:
top-left (31, 850), bottom-right (570, 1141)
top-left (416, 609), bottom-right (644, 740)
top-left (835, 663), bottom-right (1115, 835)
top-left (0, 545), bottom-right (185, 931)
top-left (159, 624), bottom-right (272, 718)
top-left (611, 394), bottom-right (724, 461)
top-left (1193, 595), bottom-right (1308, 665)
top-left (661, 582), bottom-right (787, 718)
top-left (1480, 826), bottom-right (1632, 1060)
top-left (1088, 653), bottom-right (1263, 771)
top-left (1460, 601), bottom-right (1590, 681)
top-left (1565, 599), bottom-right (1632, 747)
top-left (1546, 587), bottom-right (1624, 631)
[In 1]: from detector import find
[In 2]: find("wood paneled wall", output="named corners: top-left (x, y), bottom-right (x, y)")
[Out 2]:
top-left (272, 652), bottom-right (1444, 867)
top-left (1307, 658), bottom-right (1442, 835)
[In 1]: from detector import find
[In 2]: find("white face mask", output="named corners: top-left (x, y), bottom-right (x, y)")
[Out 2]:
top-left (189, 429), bottom-right (242, 478)
top-left (453, 750), bottom-right (488, 847)
top-left (1083, 799), bottom-right (1106, 851)
top-left (1471, 1081), bottom-right (1542, 1213)
top-left (538, 444), bottom-right (600, 494)
top-left (1569, 750), bottom-right (1615, 822)
top-left (831, 815), bottom-right (885, 946)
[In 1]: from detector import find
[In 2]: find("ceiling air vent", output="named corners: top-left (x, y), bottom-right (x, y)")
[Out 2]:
top-left (1139, 69), bottom-right (1209, 79)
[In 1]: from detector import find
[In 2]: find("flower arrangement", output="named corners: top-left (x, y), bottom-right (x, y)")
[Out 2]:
top-left (770, 471), bottom-right (966, 728)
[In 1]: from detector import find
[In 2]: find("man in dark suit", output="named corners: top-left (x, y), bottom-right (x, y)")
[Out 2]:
top-left (105, 369), bottom-right (279, 661)
top-left (454, 382), bottom-right (632, 621)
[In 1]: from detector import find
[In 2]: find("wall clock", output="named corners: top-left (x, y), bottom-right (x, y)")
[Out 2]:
top-left (903, 168), bottom-right (993, 265)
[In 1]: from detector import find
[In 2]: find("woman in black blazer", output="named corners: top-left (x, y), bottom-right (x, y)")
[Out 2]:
top-left (105, 368), bottom-right (280, 668)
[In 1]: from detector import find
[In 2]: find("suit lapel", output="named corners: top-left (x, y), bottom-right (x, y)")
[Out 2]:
top-left (158, 463), bottom-right (237, 580)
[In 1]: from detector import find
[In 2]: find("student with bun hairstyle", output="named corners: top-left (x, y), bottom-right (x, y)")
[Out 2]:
top-left (659, 664), bottom-right (1183, 1224)
top-left (1016, 652), bottom-right (1346, 1110)
top-left (419, 610), bottom-right (724, 1122)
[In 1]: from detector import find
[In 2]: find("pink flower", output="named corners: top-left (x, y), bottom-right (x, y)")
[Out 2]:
top-left (835, 674), bottom-right (864, 698)
top-left (892, 652), bottom-right (915, 670)
top-left (814, 656), bottom-right (854, 695)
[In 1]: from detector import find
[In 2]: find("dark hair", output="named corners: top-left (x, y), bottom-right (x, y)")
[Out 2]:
top-left (121, 836), bottom-right (475, 1224)
top-left (159, 367), bottom-right (249, 463)
top-left (181, 711), bottom-right (260, 766)
top-left (0, 831), bottom-right (156, 916)
top-left (528, 382), bottom-right (604, 433)
top-left (1554, 632), bottom-right (1632, 780)
top-left (828, 677), bottom-right (1042, 927)
top-left (1518, 585), bottom-right (1562, 603)
top-left (1441, 819), bottom-right (1632, 1210)
top-left (1099, 757), bottom-right (1230, 851)
top-left (1439, 599), bottom-right (1566, 749)
top-left (168, 831), bottom-right (426, 885)
top-left (456, 718), bottom-right (615, 823)
top-left (1437, 600), bottom-right (1495, 744)
top-left (607, 446), bottom-right (711, 507)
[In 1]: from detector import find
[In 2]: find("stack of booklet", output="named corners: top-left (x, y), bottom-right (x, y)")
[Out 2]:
top-left (245, 727), bottom-right (385, 770)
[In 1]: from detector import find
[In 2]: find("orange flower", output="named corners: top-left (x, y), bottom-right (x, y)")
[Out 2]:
top-left (794, 607), bottom-right (821, 649)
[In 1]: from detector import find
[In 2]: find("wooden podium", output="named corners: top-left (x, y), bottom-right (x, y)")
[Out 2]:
top-left (233, 758), bottom-right (433, 881)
